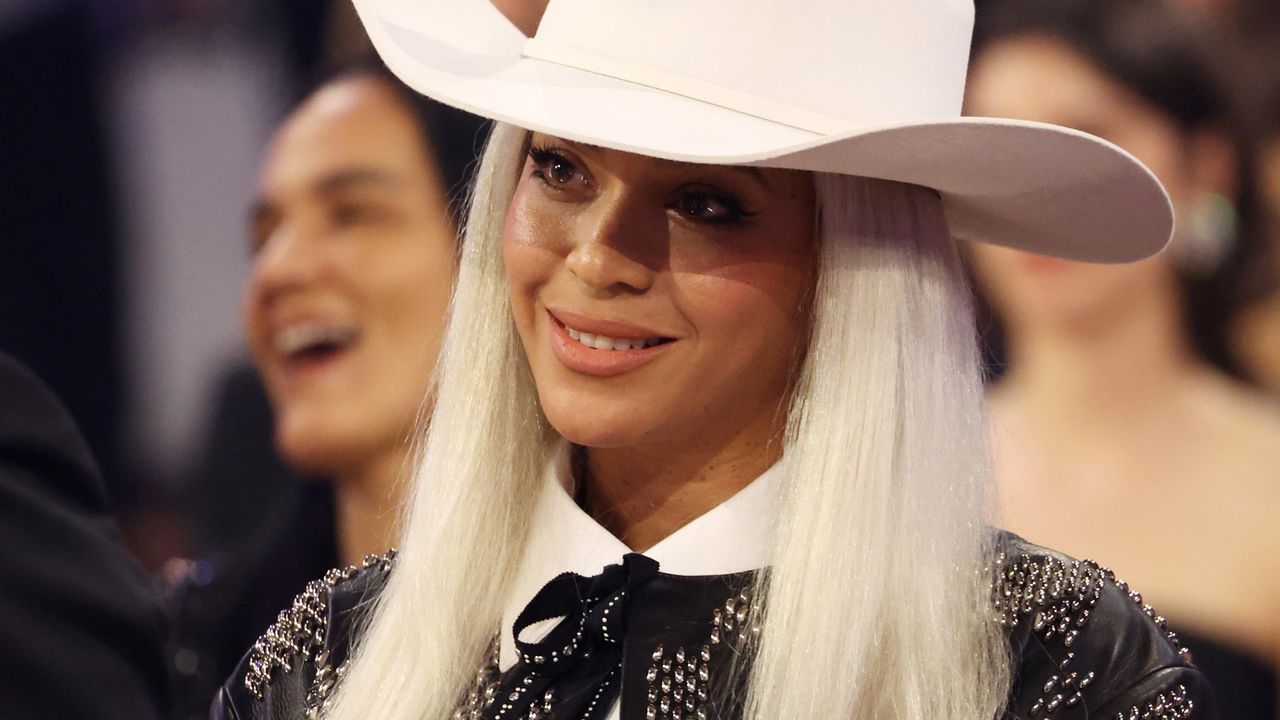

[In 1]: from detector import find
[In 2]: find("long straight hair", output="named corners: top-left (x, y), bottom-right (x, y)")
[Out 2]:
top-left (322, 123), bottom-right (1011, 720)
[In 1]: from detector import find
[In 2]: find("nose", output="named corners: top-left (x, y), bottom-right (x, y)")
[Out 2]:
top-left (247, 218), bottom-right (326, 305)
top-left (564, 193), bottom-right (660, 294)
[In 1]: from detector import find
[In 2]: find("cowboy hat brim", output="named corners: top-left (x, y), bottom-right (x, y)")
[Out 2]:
top-left (356, 0), bottom-right (1173, 263)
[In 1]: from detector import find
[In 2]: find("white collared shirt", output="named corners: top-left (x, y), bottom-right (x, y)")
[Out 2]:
top-left (498, 442), bottom-right (781, 720)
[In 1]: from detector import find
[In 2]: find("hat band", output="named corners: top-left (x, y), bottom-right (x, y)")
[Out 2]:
top-left (522, 38), bottom-right (853, 136)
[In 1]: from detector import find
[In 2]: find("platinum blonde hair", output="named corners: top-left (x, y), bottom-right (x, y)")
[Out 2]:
top-left (323, 123), bottom-right (1011, 720)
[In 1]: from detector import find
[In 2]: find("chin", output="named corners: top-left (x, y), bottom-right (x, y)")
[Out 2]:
top-left (1012, 297), bottom-right (1119, 329)
top-left (541, 398), bottom-right (658, 450)
top-left (275, 438), bottom-right (335, 478)
top-left (273, 418), bottom-right (362, 479)
top-left (546, 416), bottom-right (634, 449)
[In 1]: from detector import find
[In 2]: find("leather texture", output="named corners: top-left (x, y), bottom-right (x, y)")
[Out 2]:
top-left (211, 534), bottom-right (1215, 719)
top-left (210, 559), bottom-right (383, 720)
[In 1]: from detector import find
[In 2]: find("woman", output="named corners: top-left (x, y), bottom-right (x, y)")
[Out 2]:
top-left (213, 1), bottom-right (1211, 718)
top-left (172, 63), bottom-right (487, 717)
top-left (965, 0), bottom-right (1280, 715)
top-left (242, 64), bottom-right (482, 565)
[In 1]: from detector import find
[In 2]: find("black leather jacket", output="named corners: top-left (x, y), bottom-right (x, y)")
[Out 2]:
top-left (212, 535), bottom-right (1214, 719)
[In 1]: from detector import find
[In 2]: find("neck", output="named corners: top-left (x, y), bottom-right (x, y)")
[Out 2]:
top-left (579, 415), bottom-right (784, 552)
top-left (997, 286), bottom-right (1201, 428)
top-left (332, 448), bottom-right (408, 566)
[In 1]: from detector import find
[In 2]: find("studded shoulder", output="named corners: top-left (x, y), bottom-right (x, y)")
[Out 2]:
top-left (241, 551), bottom-right (397, 706)
top-left (992, 535), bottom-right (1212, 719)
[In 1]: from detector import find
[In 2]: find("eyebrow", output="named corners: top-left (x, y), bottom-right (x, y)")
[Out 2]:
top-left (725, 164), bottom-right (771, 190)
top-left (313, 167), bottom-right (401, 195)
top-left (556, 137), bottom-right (773, 191)
top-left (249, 167), bottom-right (401, 228)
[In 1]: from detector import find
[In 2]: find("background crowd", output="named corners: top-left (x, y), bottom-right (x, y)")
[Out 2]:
top-left (1, 0), bottom-right (1278, 718)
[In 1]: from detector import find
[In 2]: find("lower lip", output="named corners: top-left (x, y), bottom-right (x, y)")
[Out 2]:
top-left (547, 314), bottom-right (672, 378)
top-left (277, 345), bottom-right (352, 388)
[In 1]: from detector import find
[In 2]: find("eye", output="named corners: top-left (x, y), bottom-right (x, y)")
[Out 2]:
top-left (330, 202), bottom-right (386, 228)
top-left (528, 146), bottom-right (585, 189)
top-left (248, 226), bottom-right (270, 256)
top-left (675, 188), bottom-right (756, 226)
top-left (248, 204), bottom-right (279, 256)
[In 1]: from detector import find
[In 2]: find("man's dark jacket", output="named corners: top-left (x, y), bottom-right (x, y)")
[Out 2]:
top-left (0, 353), bottom-right (171, 719)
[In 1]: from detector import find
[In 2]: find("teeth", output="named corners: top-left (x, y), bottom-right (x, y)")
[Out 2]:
top-left (275, 322), bottom-right (357, 355)
top-left (562, 323), bottom-right (660, 351)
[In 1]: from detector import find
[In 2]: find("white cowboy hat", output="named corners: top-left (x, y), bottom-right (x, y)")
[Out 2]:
top-left (352, 0), bottom-right (1173, 263)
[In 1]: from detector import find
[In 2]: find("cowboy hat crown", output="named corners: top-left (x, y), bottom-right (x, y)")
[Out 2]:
top-left (355, 0), bottom-right (1173, 263)
top-left (527, 0), bottom-right (974, 132)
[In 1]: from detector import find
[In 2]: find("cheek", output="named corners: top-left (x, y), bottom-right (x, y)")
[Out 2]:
top-left (1107, 255), bottom-right (1174, 295)
top-left (1123, 134), bottom-right (1187, 202)
top-left (502, 189), bottom-right (566, 310)
top-left (726, 256), bottom-right (813, 323)
top-left (680, 270), bottom-right (798, 329)
top-left (501, 202), bottom-right (535, 284)
top-left (241, 277), bottom-right (272, 366)
top-left (503, 181), bottom-right (573, 254)
top-left (669, 224), bottom-right (814, 318)
top-left (676, 257), bottom-right (814, 380)
top-left (674, 227), bottom-right (816, 366)
top-left (968, 245), bottom-right (1033, 304)
top-left (373, 245), bottom-right (455, 333)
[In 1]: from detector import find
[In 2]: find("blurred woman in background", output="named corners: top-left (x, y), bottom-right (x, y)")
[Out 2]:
top-left (171, 63), bottom-right (486, 718)
top-left (242, 65), bottom-right (478, 567)
top-left (966, 0), bottom-right (1280, 714)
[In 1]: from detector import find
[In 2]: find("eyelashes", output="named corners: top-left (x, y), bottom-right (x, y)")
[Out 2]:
top-left (525, 145), bottom-right (759, 227)
top-left (676, 189), bottom-right (758, 226)
top-left (528, 145), bottom-right (583, 188)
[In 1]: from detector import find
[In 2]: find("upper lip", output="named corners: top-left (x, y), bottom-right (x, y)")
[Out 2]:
top-left (547, 308), bottom-right (676, 341)
top-left (267, 314), bottom-right (360, 357)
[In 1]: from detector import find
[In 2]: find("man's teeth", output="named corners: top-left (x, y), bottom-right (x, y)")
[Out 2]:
top-left (276, 323), bottom-right (357, 355)
top-left (565, 325), bottom-right (657, 351)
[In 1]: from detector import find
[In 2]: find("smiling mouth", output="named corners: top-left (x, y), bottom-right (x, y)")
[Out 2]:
top-left (275, 322), bottom-right (360, 363)
top-left (552, 316), bottom-right (673, 351)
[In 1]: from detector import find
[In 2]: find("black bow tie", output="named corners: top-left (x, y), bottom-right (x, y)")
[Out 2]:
top-left (480, 556), bottom-right (759, 720)
top-left (484, 554), bottom-right (661, 720)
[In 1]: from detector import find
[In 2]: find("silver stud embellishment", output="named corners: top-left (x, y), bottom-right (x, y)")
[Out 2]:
top-left (993, 550), bottom-right (1195, 718)
top-left (244, 550), bottom-right (397, 704)
top-left (646, 591), bottom-right (756, 719)
top-left (1115, 683), bottom-right (1193, 720)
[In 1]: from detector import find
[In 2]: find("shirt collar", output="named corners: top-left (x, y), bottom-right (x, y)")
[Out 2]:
top-left (499, 441), bottom-right (781, 670)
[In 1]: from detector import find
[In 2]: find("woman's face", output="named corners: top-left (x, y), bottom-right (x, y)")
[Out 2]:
top-left (244, 77), bottom-right (457, 478)
top-left (503, 134), bottom-right (816, 452)
top-left (965, 35), bottom-right (1190, 330)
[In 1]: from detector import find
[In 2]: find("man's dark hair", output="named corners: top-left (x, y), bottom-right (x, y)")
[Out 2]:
top-left (309, 57), bottom-right (493, 231)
